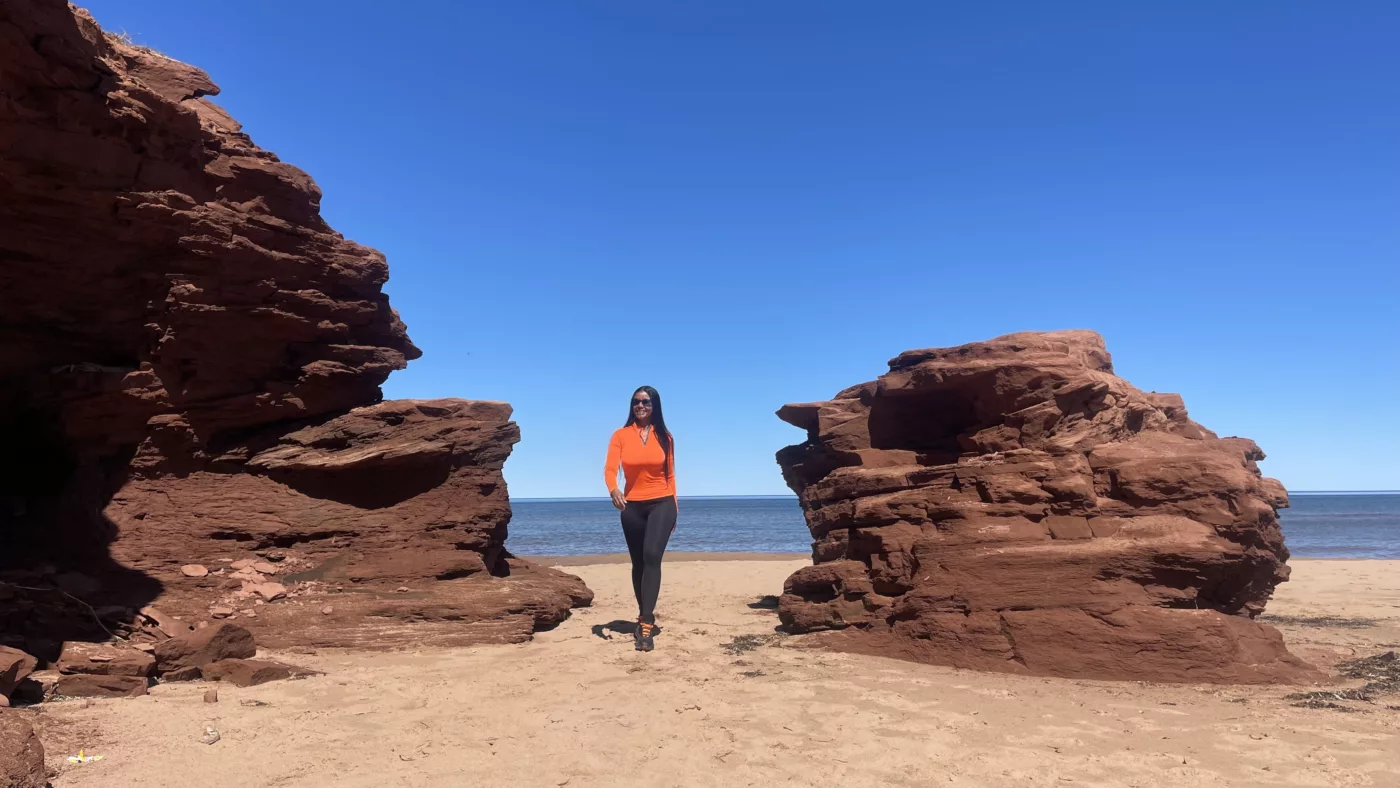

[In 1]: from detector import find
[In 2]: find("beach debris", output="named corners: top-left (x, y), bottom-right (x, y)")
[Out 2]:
top-left (1260, 614), bottom-right (1378, 629)
top-left (1339, 651), bottom-right (1400, 695)
top-left (200, 728), bottom-right (221, 745)
top-left (721, 634), bottom-right (783, 655)
top-left (66, 750), bottom-right (104, 764)
top-left (1286, 651), bottom-right (1400, 709)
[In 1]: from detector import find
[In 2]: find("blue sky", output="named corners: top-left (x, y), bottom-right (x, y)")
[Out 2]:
top-left (85, 1), bottom-right (1397, 496)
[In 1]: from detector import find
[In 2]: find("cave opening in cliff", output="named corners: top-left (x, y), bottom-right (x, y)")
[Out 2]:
top-left (0, 396), bottom-right (77, 567)
top-left (866, 389), bottom-right (981, 462)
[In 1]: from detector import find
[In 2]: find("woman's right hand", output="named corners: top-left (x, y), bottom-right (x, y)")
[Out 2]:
top-left (610, 488), bottom-right (627, 511)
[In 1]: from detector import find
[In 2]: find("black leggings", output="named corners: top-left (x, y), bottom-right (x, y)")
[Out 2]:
top-left (620, 496), bottom-right (676, 625)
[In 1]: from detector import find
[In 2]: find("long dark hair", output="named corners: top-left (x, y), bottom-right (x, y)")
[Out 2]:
top-left (624, 385), bottom-right (672, 478)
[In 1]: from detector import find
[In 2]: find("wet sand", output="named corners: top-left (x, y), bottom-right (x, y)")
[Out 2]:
top-left (30, 558), bottom-right (1400, 788)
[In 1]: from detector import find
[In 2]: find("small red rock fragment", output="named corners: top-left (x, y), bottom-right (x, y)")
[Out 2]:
top-left (253, 583), bottom-right (287, 602)
top-left (56, 673), bottom-right (148, 698)
top-left (202, 659), bottom-right (297, 687)
top-left (140, 606), bottom-right (194, 637)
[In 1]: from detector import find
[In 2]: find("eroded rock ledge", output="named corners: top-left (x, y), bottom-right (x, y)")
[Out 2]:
top-left (0, 0), bottom-right (590, 662)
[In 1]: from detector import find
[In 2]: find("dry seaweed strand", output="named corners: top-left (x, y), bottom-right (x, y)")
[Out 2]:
top-left (1287, 651), bottom-right (1399, 708)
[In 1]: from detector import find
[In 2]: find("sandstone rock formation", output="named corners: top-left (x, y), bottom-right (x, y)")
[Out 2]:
top-left (0, 0), bottom-right (590, 660)
top-left (0, 713), bottom-right (46, 788)
top-left (776, 331), bottom-right (1313, 683)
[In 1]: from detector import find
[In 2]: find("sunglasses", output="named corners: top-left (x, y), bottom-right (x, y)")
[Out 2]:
top-left (631, 398), bottom-right (653, 407)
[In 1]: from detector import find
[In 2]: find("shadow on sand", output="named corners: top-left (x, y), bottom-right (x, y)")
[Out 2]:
top-left (591, 620), bottom-right (666, 641)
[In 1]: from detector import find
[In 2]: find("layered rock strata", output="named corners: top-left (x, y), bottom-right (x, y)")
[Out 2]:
top-left (776, 331), bottom-right (1312, 683)
top-left (0, 0), bottom-right (590, 658)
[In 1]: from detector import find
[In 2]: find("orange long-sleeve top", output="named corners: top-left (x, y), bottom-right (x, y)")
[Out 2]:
top-left (604, 425), bottom-right (676, 501)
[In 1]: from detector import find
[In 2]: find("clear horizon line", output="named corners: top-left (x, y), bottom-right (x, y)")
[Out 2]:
top-left (513, 494), bottom-right (799, 502)
top-left (513, 490), bottom-right (1399, 502)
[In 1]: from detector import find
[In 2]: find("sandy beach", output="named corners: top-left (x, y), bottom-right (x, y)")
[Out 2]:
top-left (26, 558), bottom-right (1400, 788)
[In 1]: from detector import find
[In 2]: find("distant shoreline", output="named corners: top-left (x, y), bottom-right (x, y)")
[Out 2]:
top-left (1289, 490), bottom-right (1400, 495)
top-left (532, 551), bottom-right (809, 566)
top-left (512, 491), bottom-right (1398, 502)
top-left (526, 553), bottom-right (1385, 566)
top-left (513, 495), bottom-right (800, 502)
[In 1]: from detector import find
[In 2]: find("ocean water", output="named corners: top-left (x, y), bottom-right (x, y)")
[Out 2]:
top-left (507, 497), bottom-right (809, 556)
top-left (506, 493), bottom-right (1400, 559)
top-left (1278, 492), bottom-right (1400, 559)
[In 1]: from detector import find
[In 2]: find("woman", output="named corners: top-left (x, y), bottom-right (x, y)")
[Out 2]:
top-left (603, 385), bottom-right (677, 652)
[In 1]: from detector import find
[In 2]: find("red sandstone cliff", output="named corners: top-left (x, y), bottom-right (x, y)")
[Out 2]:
top-left (0, 0), bottom-right (590, 657)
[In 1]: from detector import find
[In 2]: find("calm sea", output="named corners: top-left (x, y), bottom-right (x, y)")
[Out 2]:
top-left (506, 493), bottom-right (1400, 559)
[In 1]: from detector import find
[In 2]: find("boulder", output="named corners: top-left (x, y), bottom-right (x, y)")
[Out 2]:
top-left (154, 623), bottom-right (255, 673)
top-left (57, 642), bottom-right (155, 677)
top-left (0, 648), bottom-right (37, 701)
top-left (775, 330), bottom-right (1315, 684)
